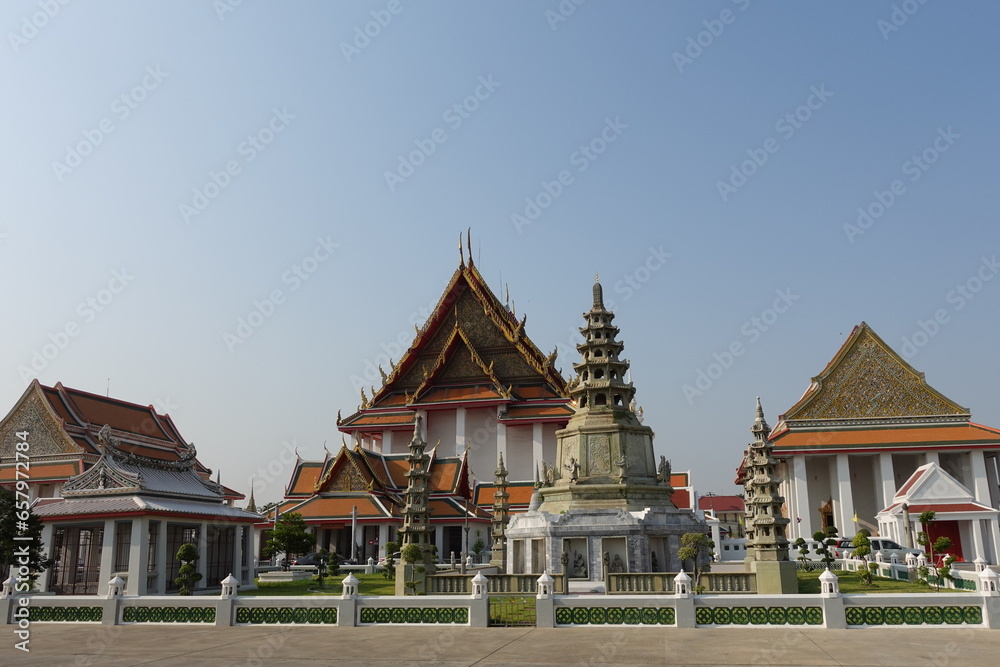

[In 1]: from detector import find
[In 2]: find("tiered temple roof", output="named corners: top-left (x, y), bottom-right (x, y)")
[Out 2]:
top-left (768, 322), bottom-right (1000, 453)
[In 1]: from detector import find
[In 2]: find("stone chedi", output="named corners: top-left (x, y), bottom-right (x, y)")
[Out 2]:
top-left (741, 398), bottom-right (797, 593)
top-left (504, 279), bottom-right (706, 581)
top-left (395, 415), bottom-right (437, 593)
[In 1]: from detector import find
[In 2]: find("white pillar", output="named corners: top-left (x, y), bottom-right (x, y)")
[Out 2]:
top-left (232, 525), bottom-right (243, 586)
top-left (988, 518), bottom-right (1000, 565)
top-left (924, 450), bottom-right (940, 467)
top-left (793, 456), bottom-right (813, 538)
top-left (878, 453), bottom-right (896, 510)
top-left (972, 519), bottom-right (986, 562)
top-left (380, 430), bottom-right (390, 454)
top-left (155, 522), bottom-right (168, 594)
top-left (836, 454), bottom-right (855, 536)
top-left (970, 450), bottom-right (991, 504)
top-left (36, 522), bottom-right (54, 592)
top-left (532, 423), bottom-right (543, 472)
top-left (97, 519), bottom-right (116, 596)
top-left (127, 518), bottom-right (148, 596)
top-left (435, 525), bottom-right (444, 555)
top-left (196, 524), bottom-right (208, 592)
top-left (455, 407), bottom-right (466, 457)
top-left (377, 524), bottom-right (389, 558)
top-left (985, 454), bottom-right (1000, 510)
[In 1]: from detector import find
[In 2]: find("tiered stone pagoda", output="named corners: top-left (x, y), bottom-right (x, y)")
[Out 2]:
top-left (741, 398), bottom-right (797, 593)
top-left (504, 279), bottom-right (706, 582)
top-left (490, 453), bottom-right (510, 567)
top-left (395, 415), bottom-right (436, 593)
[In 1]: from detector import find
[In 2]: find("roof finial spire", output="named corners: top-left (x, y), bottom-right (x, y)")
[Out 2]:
top-left (459, 232), bottom-right (465, 268)
top-left (466, 228), bottom-right (473, 266)
top-left (593, 277), bottom-right (605, 309)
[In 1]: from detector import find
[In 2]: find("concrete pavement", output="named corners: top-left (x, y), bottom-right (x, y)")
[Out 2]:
top-left (2, 624), bottom-right (1000, 666)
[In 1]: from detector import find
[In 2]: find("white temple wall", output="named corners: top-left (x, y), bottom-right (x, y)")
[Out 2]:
top-left (850, 456), bottom-right (879, 533)
top-left (805, 456), bottom-right (832, 532)
top-left (464, 407), bottom-right (498, 482)
top-left (505, 424), bottom-right (534, 482)
top-left (426, 409), bottom-right (456, 453)
top-left (542, 423), bottom-right (559, 471)
top-left (891, 453), bottom-right (921, 491)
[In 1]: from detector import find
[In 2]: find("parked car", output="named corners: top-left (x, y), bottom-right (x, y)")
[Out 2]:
top-left (835, 537), bottom-right (922, 560)
top-left (291, 552), bottom-right (327, 567)
top-left (377, 551), bottom-right (402, 566)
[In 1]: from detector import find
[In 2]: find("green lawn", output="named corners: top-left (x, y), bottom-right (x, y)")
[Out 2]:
top-left (796, 569), bottom-right (971, 594)
top-left (241, 572), bottom-right (396, 596)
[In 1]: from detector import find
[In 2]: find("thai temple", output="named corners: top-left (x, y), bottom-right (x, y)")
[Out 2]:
top-left (262, 238), bottom-right (696, 565)
top-left (766, 322), bottom-right (1000, 564)
top-left (0, 381), bottom-right (258, 595)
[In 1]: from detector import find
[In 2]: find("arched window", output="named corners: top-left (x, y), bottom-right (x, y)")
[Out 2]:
top-left (594, 368), bottom-right (604, 379)
top-left (594, 393), bottom-right (607, 406)
top-left (613, 394), bottom-right (623, 406)
top-left (594, 349), bottom-right (603, 357)
top-left (583, 371), bottom-right (589, 381)
top-left (580, 396), bottom-right (588, 408)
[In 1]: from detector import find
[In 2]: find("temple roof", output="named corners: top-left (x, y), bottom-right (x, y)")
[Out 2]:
top-left (32, 495), bottom-right (260, 521)
top-left (338, 256), bottom-right (568, 432)
top-left (879, 462), bottom-right (999, 516)
top-left (776, 323), bottom-right (968, 426)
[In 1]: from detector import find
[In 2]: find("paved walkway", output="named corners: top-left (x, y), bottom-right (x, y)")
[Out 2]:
top-left (3, 624), bottom-right (1000, 666)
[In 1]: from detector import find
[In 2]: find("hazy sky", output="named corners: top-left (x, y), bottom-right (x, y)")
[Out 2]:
top-left (3, 1), bottom-right (998, 504)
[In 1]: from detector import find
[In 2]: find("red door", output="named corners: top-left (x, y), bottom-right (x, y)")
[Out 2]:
top-left (927, 520), bottom-right (963, 563)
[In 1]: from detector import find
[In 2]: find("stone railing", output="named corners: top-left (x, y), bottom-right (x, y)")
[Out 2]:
top-left (606, 572), bottom-right (755, 594)
top-left (428, 573), bottom-right (566, 595)
top-left (4, 569), bottom-right (999, 629)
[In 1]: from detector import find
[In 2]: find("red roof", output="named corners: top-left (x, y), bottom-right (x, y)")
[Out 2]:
top-left (771, 423), bottom-right (1000, 452)
top-left (698, 495), bottom-right (745, 512)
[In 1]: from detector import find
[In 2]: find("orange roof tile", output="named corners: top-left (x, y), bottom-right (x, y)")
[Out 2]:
top-left (0, 460), bottom-right (81, 482)
top-left (772, 423), bottom-right (1000, 451)
top-left (671, 488), bottom-right (691, 509)
top-left (503, 404), bottom-right (574, 420)
top-left (341, 412), bottom-right (415, 428)
top-left (292, 496), bottom-right (390, 519)
top-left (413, 385), bottom-right (504, 404)
top-left (698, 495), bottom-right (745, 512)
top-left (287, 462), bottom-right (324, 495)
top-left (382, 457), bottom-right (411, 488)
top-left (427, 460), bottom-right (461, 493)
top-left (476, 483), bottom-right (535, 507)
top-left (670, 472), bottom-right (689, 488)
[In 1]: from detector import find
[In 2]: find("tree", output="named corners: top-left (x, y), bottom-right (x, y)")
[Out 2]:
top-left (382, 540), bottom-right (399, 580)
top-left (401, 543), bottom-right (424, 595)
top-left (813, 525), bottom-right (839, 569)
top-left (677, 532), bottom-right (714, 592)
top-left (264, 513), bottom-right (316, 566)
top-left (850, 531), bottom-right (877, 586)
top-left (0, 488), bottom-right (53, 590)
top-left (174, 543), bottom-right (203, 595)
top-left (793, 537), bottom-right (811, 570)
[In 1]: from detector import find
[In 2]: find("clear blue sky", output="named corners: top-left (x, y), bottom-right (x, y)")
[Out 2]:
top-left (3, 1), bottom-right (998, 504)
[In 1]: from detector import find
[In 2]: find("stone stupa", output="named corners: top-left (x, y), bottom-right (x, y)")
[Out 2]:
top-left (504, 278), bottom-right (706, 581)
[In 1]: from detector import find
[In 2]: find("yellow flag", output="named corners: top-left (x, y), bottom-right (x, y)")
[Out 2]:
top-left (852, 512), bottom-right (859, 523)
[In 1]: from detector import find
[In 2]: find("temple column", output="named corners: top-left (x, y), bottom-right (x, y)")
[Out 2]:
top-left (381, 430), bottom-right (392, 454)
top-left (196, 524), bottom-right (208, 592)
top-left (435, 525), bottom-right (444, 554)
top-left (378, 524), bottom-right (389, 558)
top-left (970, 450), bottom-right (990, 503)
top-left (971, 519), bottom-right (986, 562)
top-left (986, 453), bottom-right (1000, 509)
top-left (36, 522), bottom-right (54, 592)
top-left (924, 450), bottom-right (940, 467)
top-left (155, 523), bottom-right (168, 594)
top-left (127, 518), bottom-right (148, 595)
top-left (532, 423), bottom-right (543, 473)
top-left (988, 519), bottom-right (1000, 565)
top-left (232, 525), bottom-right (243, 585)
top-left (97, 519), bottom-right (116, 596)
top-left (878, 453), bottom-right (896, 510)
top-left (455, 407), bottom-right (466, 457)
top-left (835, 454), bottom-right (855, 535)
top-left (793, 456), bottom-right (813, 538)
